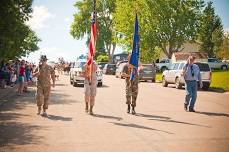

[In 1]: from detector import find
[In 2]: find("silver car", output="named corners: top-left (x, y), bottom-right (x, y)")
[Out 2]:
top-left (70, 60), bottom-right (103, 87)
top-left (162, 62), bottom-right (212, 90)
top-left (139, 64), bottom-right (156, 82)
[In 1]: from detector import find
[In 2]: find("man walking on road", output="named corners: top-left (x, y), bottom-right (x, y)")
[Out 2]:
top-left (33, 55), bottom-right (55, 116)
top-left (123, 59), bottom-right (139, 115)
top-left (182, 55), bottom-right (203, 112)
top-left (82, 62), bottom-right (98, 115)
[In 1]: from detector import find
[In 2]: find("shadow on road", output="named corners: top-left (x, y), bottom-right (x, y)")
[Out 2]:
top-left (135, 113), bottom-right (170, 119)
top-left (148, 118), bottom-right (211, 128)
top-left (135, 113), bottom-right (210, 128)
top-left (195, 111), bottom-right (229, 117)
top-left (110, 122), bottom-right (173, 134)
top-left (44, 114), bottom-right (73, 121)
top-left (72, 84), bottom-right (110, 88)
top-left (0, 122), bottom-right (45, 147)
top-left (92, 114), bottom-right (122, 121)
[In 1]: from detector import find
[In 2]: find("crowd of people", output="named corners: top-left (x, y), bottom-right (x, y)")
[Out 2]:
top-left (0, 59), bottom-right (36, 95)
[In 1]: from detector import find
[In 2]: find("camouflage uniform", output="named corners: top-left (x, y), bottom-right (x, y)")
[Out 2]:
top-left (35, 64), bottom-right (55, 110)
top-left (123, 63), bottom-right (139, 108)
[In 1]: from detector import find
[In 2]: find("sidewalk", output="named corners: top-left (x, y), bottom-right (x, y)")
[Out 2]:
top-left (0, 85), bottom-right (18, 105)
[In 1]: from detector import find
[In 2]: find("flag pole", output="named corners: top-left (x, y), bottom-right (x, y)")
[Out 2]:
top-left (90, 0), bottom-right (96, 85)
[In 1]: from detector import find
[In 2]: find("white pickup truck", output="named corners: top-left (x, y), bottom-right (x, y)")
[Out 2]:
top-left (69, 60), bottom-right (103, 87)
top-left (156, 59), bottom-right (172, 72)
top-left (208, 58), bottom-right (228, 70)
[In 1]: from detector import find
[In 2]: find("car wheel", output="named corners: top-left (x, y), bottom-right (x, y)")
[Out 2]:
top-left (97, 82), bottom-right (103, 87)
top-left (161, 67), bottom-right (167, 72)
top-left (202, 83), bottom-right (210, 90)
top-left (73, 82), bottom-right (78, 87)
top-left (221, 65), bottom-right (227, 70)
top-left (70, 77), bottom-right (73, 85)
top-left (175, 77), bottom-right (182, 89)
top-left (162, 76), bottom-right (168, 87)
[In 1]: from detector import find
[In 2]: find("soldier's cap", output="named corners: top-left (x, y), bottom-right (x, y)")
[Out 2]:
top-left (40, 55), bottom-right (48, 61)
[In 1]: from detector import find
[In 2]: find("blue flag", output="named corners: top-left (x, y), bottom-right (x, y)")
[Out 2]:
top-left (130, 14), bottom-right (140, 81)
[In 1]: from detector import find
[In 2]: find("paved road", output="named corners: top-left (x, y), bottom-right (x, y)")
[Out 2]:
top-left (0, 75), bottom-right (229, 152)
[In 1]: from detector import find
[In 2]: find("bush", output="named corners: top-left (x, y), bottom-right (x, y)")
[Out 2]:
top-left (97, 55), bottom-right (109, 63)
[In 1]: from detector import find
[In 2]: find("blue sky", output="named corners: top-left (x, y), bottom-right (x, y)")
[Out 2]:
top-left (24, 0), bottom-right (229, 63)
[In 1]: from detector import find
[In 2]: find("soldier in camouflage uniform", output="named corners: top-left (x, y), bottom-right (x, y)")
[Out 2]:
top-left (123, 62), bottom-right (139, 115)
top-left (33, 55), bottom-right (55, 116)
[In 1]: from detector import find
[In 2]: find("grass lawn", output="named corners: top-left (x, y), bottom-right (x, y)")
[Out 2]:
top-left (210, 70), bottom-right (229, 91)
top-left (156, 73), bottom-right (162, 82)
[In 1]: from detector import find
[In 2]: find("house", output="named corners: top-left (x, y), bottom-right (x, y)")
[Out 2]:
top-left (159, 42), bottom-right (201, 60)
top-left (112, 53), bottom-right (128, 63)
top-left (171, 52), bottom-right (208, 63)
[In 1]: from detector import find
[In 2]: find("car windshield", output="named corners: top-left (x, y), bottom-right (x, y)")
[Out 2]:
top-left (142, 65), bottom-right (152, 70)
top-left (74, 62), bottom-right (86, 68)
top-left (195, 63), bottom-right (210, 71)
top-left (108, 64), bottom-right (116, 68)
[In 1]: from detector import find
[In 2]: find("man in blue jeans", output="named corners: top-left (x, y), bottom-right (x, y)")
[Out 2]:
top-left (182, 56), bottom-right (203, 112)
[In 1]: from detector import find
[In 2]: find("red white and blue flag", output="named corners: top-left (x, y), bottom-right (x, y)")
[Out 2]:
top-left (87, 8), bottom-right (96, 65)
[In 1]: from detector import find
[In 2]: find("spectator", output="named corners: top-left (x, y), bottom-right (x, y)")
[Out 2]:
top-left (18, 60), bottom-right (25, 95)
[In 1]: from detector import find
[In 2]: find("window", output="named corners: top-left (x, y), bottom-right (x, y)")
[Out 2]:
top-left (160, 60), bottom-right (165, 63)
top-left (179, 63), bottom-right (185, 70)
top-left (169, 64), bottom-right (175, 70)
top-left (173, 63), bottom-right (179, 70)
top-left (195, 63), bottom-right (210, 71)
top-left (74, 62), bottom-right (86, 68)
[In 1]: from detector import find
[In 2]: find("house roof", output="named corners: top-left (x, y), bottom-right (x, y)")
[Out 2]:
top-left (173, 52), bottom-right (208, 60)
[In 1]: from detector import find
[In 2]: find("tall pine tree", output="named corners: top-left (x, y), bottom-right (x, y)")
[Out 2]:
top-left (199, 1), bottom-right (223, 58)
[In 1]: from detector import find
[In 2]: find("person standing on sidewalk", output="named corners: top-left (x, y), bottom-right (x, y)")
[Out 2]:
top-left (182, 55), bottom-right (203, 112)
top-left (82, 62), bottom-right (97, 115)
top-left (17, 60), bottom-right (25, 96)
top-left (33, 55), bottom-right (55, 116)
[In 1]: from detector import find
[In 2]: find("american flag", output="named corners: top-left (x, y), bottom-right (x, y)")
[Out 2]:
top-left (86, 5), bottom-right (96, 65)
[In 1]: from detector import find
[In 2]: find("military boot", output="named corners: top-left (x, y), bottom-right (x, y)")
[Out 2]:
top-left (85, 102), bottom-right (89, 113)
top-left (127, 104), bottom-right (131, 113)
top-left (89, 105), bottom-right (94, 115)
top-left (131, 106), bottom-right (136, 115)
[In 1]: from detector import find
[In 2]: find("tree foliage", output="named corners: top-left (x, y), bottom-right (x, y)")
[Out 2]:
top-left (216, 35), bottom-right (229, 59)
top-left (0, 0), bottom-right (40, 60)
top-left (198, 1), bottom-right (224, 58)
top-left (96, 54), bottom-right (109, 62)
top-left (70, 0), bottom-right (116, 62)
top-left (114, 0), bottom-right (204, 61)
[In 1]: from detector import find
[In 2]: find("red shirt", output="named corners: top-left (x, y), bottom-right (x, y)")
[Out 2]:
top-left (19, 66), bottom-right (25, 76)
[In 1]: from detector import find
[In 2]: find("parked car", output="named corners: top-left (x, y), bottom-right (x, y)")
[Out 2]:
top-left (162, 62), bottom-right (211, 90)
top-left (156, 59), bottom-right (172, 72)
top-left (115, 62), bottom-right (127, 79)
top-left (98, 62), bottom-right (108, 70)
top-left (103, 64), bottom-right (116, 75)
top-left (139, 64), bottom-right (156, 82)
top-left (208, 58), bottom-right (228, 70)
top-left (70, 60), bottom-right (103, 87)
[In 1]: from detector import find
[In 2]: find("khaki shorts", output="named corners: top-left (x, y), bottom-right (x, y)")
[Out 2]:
top-left (84, 79), bottom-right (97, 96)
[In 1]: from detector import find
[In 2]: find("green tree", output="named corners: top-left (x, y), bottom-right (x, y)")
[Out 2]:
top-left (96, 54), bottom-right (109, 62)
top-left (216, 35), bottom-right (229, 59)
top-left (0, 0), bottom-right (40, 60)
top-left (198, 1), bottom-right (224, 57)
top-left (114, 0), bottom-right (204, 61)
top-left (70, 0), bottom-right (117, 62)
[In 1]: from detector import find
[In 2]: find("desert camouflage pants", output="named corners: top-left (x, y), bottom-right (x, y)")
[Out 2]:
top-left (36, 86), bottom-right (51, 110)
top-left (126, 80), bottom-right (138, 107)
